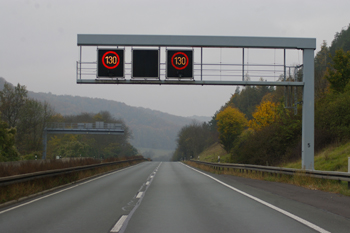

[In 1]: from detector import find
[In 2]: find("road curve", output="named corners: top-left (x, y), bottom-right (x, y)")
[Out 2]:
top-left (1, 161), bottom-right (350, 233)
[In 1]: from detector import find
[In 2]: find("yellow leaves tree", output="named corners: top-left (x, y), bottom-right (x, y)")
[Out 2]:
top-left (216, 106), bottom-right (248, 152)
top-left (248, 100), bottom-right (279, 131)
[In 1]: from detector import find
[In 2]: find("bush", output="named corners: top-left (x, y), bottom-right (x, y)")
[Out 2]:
top-left (232, 109), bottom-right (301, 166)
top-left (316, 83), bottom-right (350, 140)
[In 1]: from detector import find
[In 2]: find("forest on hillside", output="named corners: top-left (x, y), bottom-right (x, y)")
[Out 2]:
top-left (172, 24), bottom-right (350, 166)
top-left (27, 91), bottom-right (194, 150)
top-left (0, 81), bottom-right (138, 161)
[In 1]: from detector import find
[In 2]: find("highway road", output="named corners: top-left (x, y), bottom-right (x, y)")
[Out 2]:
top-left (1, 161), bottom-right (350, 233)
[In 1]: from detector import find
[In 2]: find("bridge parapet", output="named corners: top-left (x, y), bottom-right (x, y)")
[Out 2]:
top-left (46, 122), bottom-right (123, 130)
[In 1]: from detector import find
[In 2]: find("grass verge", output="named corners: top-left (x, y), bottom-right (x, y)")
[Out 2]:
top-left (197, 142), bottom-right (230, 163)
top-left (0, 160), bottom-right (143, 205)
top-left (185, 161), bottom-right (350, 197)
top-left (282, 141), bottom-right (350, 172)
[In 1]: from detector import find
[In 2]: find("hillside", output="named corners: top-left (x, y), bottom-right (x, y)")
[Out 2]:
top-left (0, 77), bottom-right (208, 151)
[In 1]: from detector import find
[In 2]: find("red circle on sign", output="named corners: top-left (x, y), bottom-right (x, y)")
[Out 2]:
top-left (171, 52), bottom-right (189, 70)
top-left (102, 51), bottom-right (120, 69)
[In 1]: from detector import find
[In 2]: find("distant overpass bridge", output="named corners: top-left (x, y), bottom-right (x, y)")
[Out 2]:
top-left (42, 122), bottom-right (124, 159)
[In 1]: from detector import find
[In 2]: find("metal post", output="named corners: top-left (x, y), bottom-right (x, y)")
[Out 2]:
top-left (201, 47), bottom-right (203, 81)
top-left (79, 46), bottom-right (82, 80)
top-left (302, 49), bottom-right (314, 170)
top-left (242, 48), bottom-right (245, 81)
top-left (284, 49), bottom-right (287, 107)
top-left (348, 157), bottom-right (350, 188)
top-left (42, 129), bottom-right (47, 159)
top-left (158, 46), bottom-right (161, 80)
top-left (284, 49), bottom-right (286, 81)
top-left (294, 66), bottom-right (299, 115)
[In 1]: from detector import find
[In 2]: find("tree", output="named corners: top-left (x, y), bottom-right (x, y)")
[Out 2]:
top-left (329, 24), bottom-right (350, 56)
top-left (215, 106), bottom-right (248, 152)
top-left (325, 49), bottom-right (350, 93)
top-left (0, 117), bottom-right (19, 162)
top-left (225, 83), bottom-right (274, 119)
top-left (314, 41), bottom-right (330, 98)
top-left (47, 111), bottom-right (136, 159)
top-left (316, 82), bottom-right (350, 139)
top-left (55, 140), bottom-right (92, 158)
top-left (248, 100), bottom-right (279, 131)
top-left (16, 100), bottom-right (54, 153)
top-left (172, 122), bottom-right (216, 161)
top-left (0, 83), bottom-right (28, 128)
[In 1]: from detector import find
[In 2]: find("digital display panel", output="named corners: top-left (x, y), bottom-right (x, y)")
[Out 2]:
top-left (97, 49), bottom-right (124, 78)
top-left (132, 49), bottom-right (159, 78)
top-left (167, 50), bottom-right (193, 78)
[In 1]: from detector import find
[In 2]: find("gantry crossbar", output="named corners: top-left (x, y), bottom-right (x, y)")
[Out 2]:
top-left (77, 34), bottom-right (316, 49)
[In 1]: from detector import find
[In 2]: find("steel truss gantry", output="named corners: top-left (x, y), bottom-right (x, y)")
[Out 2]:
top-left (76, 34), bottom-right (316, 169)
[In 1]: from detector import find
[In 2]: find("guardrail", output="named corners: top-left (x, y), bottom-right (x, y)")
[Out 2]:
top-left (190, 160), bottom-right (350, 188)
top-left (0, 158), bottom-right (146, 186)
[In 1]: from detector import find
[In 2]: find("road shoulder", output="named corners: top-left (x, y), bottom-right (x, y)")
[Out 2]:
top-left (220, 174), bottom-right (350, 219)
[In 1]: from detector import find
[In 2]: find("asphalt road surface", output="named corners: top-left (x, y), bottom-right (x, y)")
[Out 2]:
top-left (1, 162), bottom-right (350, 233)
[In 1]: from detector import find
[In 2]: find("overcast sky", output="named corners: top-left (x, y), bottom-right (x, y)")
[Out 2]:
top-left (0, 0), bottom-right (349, 118)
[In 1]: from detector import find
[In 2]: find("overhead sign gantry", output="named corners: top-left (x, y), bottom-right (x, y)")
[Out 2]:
top-left (76, 34), bottom-right (316, 170)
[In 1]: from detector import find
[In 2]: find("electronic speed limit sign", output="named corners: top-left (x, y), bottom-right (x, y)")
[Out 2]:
top-left (97, 49), bottom-right (124, 78)
top-left (166, 50), bottom-right (193, 78)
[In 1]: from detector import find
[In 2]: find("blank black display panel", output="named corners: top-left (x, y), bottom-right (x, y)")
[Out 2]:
top-left (132, 50), bottom-right (159, 78)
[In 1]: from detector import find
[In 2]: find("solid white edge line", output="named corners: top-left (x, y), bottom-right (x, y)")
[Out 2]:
top-left (182, 163), bottom-right (331, 233)
top-left (110, 215), bottom-right (128, 232)
top-left (0, 164), bottom-right (138, 215)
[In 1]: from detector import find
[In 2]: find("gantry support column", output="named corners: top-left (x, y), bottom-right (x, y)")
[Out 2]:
top-left (302, 49), bottom-right (315, 170)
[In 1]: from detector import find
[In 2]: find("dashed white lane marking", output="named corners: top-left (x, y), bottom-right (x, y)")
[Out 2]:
top-left (136, 192), bottom-right (143, 199)
top-left (182, 163), bottom-right (331, 233)
top-left (110, 215), bottom-right (128, 232)
top-left (0, 165), bottom-right (137, 215)
top-left (118, 162), bottom-right (163, 233)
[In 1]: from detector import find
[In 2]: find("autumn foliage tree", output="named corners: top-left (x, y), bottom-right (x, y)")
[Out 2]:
top-left (248, 100), bottom-right (279, 131)
top-left (216, 106), bottom-right (248, 152)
